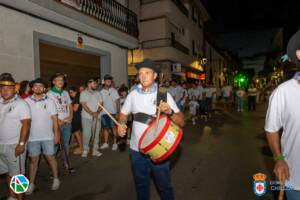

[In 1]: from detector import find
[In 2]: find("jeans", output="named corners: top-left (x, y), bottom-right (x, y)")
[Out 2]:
top-left (248, 96), bottom-right (256, 111)
top-left (60, 123), bottom-right (72, 164)
top-left (82, 117), bottom-right (101, 152)
top-left (237, 97), bottom-right (244, 111)
top-left (286, 190), bottom-right (300, 200)
top-left (130, 150), bottom-right (174, 200)
top-left (205, 97), bottom-right (213, 113)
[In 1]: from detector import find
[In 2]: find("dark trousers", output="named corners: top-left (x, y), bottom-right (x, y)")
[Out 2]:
top-left (248, 96), bottom-right (256, 111)
top-left (205, 97), bottom-right (213, 113)
top-left (130, 150), bottom-right (174, 200)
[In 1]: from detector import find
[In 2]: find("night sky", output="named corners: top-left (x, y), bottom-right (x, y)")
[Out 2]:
top-left (201, 0), bottom-right (300, 70)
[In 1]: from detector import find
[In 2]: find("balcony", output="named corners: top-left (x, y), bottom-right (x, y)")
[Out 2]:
top-left (141, 38), bottom-right (189, 55)
top-left (57, 0), bottom-right (138, 37)
top-left (171, 0), bottom-right (189, 17)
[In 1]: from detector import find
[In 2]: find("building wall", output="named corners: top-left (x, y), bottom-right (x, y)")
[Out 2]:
top-left (0, 6), bottom-right (128, 86)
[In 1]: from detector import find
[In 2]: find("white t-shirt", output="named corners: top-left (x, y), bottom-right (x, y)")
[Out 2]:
top-left (47, 90), bottom-right (72, 120)
top-left (204, 87), bottom-right (216, 98)
top-left (25, 95), bottom-right (57, 141)
top-left (222, 86), bottom-right (232, 97)
top-left (236, 90), bottom-right (246, 97)
top-left (100, 87), bottom-right (120, 114)
top-left (196, 86), bottom-right (204, 100)
top-left (80, 90), bottom-right (103, 119)
top-left (0, 95), bottom-right (31, 144)
top-left (121, 84), bottom-right (180, 151)
top-left (265, 79), bottom-right (300, 190)
top-left (189, 100), bottom-right (199, 115)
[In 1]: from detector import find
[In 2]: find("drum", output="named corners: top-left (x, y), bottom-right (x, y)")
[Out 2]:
top-left (138, 115), bottom-right (182, 163)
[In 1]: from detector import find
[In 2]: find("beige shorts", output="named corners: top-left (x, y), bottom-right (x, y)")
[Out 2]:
top-left (0, 144), bottom-right (26, 176)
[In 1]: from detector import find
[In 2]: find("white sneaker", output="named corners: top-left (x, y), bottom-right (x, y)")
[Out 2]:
top-left (25, 183), bottom-right (35, 195)
top-left (100, 143), bottom-right (109, 150)
top-left (51, 178), bottom-right (60, 191)
top-left (6, 197), bottom-right (17, 200)
top-left (81, 150), bottom-right (88, 157)
top-left (92, 150), bottom-right (103, 157)
top-left (112, 143), bottom-right (118, 151)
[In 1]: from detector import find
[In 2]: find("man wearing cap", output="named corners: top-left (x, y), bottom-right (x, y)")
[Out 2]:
top-left (80, 78), bottom-right (103, 157)
top-left (117, 59), bottom-right (184, 200)
top-left (265, 32), bottom-right (300, 200)
top-left (25, 78), bottom-right (60, 194)
top-left (47, 73), bottom-right (73, 172)
top-left (99, 74), bottom-right (120, 151)
top-left (0, 73), bottom-right (31, 200)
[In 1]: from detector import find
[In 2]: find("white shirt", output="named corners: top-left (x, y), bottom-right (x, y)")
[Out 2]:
top-left (26, 95), bottom-right (57, 141)
top-left (80, 90), bottom-right (103, 119)
top-left (189, 100), bottom-right (199, 115)
top-left (248, 88), bottom-right (257, 96)
top-left (236, 90), bottom-right (246, 97)
top-left (47, 90), bottom-right (72, 120)
top-left (0, 95), bottom-right (31, 144)
top-left (121, 84), bottom-right (180, 151)
top-left (196, 86), bottom-right (204, 100)
top-left (265, 79), bottom-right (300, 190)
top-left (204, 87), bottom-right (216, 98)
top-left (222, 86), bottom-right (232, 97)
top-left (100, 87), bottom-right (120, 114)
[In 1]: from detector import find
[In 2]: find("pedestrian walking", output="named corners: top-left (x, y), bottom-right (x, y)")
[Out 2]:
top-left (247, 84), bottom-right (257, 111)
top-left (117, 59), bottom-right (184, 200)
top-left (25, 78), bottom-right (60, 194)
top-left (0, 73), bottom-right (31, 200)
top-left (236, 87), bottom-right (246, 112)
top-left (189, 96), bottom-right (199, 125)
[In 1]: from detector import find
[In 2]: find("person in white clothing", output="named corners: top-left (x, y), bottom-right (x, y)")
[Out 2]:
top-left (100, 74), bottom-right (120, 151)
top-left (117, 59), bottom-right (184, 200)
top-left (189, 96), bottom-right (199, 125)
top-left (80, 78), bottom-right (103, 157)
top-left (47, 72), bottom-right (73, 172)
top-left (236, 87), bottom-right (246, 112)
top-left (265, 72), bottom-right (300, 199)
top-left (25, 78), bottom-right (60, 195)
top-left (0, 73), bottom-right (31, 200)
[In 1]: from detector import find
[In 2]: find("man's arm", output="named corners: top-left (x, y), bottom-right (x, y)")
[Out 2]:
top-left (266, 131), bottom-right (290, 181)
top-left (170, 112), bottom-right (185, 128)
top-left (52, 114), bottom-right (61, 144)
top-left (81, 102), bottom-right (98, 118)
top-left (15, 119), bottom-right (31, 157)
top-left (117, 112), bottom-right (128, 137)
top-left (115, 98), bottom-right (120, 113)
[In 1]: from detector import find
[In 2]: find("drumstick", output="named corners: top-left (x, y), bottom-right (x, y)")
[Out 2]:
top-left (98, 103), bottom-right (121, 126)
top-left (278, 179), bottom-right (285, 200)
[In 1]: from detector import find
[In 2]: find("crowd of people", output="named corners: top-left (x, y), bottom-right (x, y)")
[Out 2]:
top-left (0, 68), bottom-right (267, 200)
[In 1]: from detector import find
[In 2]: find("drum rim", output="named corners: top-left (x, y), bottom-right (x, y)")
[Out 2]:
top-left (152, 129), bottom-right (182, 163)
top-left (138, 115), bottom-right (170, 152)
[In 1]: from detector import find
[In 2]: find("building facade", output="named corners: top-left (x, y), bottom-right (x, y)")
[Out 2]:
top-left (0, 0), bottom-right (138, 87)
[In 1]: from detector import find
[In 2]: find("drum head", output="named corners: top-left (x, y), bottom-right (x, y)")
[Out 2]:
top-left (140, 116), bottom-right (168, 148)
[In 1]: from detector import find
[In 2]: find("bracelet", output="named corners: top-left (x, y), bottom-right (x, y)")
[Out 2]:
top-left (274, 155), bottom-right (285, 161)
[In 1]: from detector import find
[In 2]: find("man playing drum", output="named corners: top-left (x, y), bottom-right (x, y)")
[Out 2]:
top-left (117, 59), bottom-right (184, 200)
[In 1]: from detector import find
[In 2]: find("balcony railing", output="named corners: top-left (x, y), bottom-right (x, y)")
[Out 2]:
top-left (141, 38), bottom-right (189, 55)
top-left (57, 0), bottom-right (138, 37)
top-left (171, 0), bottom-right (189, 17)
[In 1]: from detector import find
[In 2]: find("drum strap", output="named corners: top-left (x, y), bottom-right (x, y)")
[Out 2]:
top-left (133, 113), bottom-right (154, 125)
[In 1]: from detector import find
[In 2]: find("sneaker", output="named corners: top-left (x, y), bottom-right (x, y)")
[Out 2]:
top-left (81, 150), bottom-right (88, 157)
top-left (100, 143), bottom-right (109, 150)
top-left (112, 143), bottom-right (118, 151)
top-left (92, 150), bottom-right (103, 157)
top-left (6, 197), bottom-right (17, 200)
top-left (25, 183), bottom-right (35, 195)
top-left (73, 147), bottom-right (83, 155)
top-left (51, 178), bottom-right (60, 191)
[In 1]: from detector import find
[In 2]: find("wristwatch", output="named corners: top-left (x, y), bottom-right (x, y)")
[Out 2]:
top-left (19, 142), bottom-right (25, 146)
top-left (168, 109), bottom-right (175, 116)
